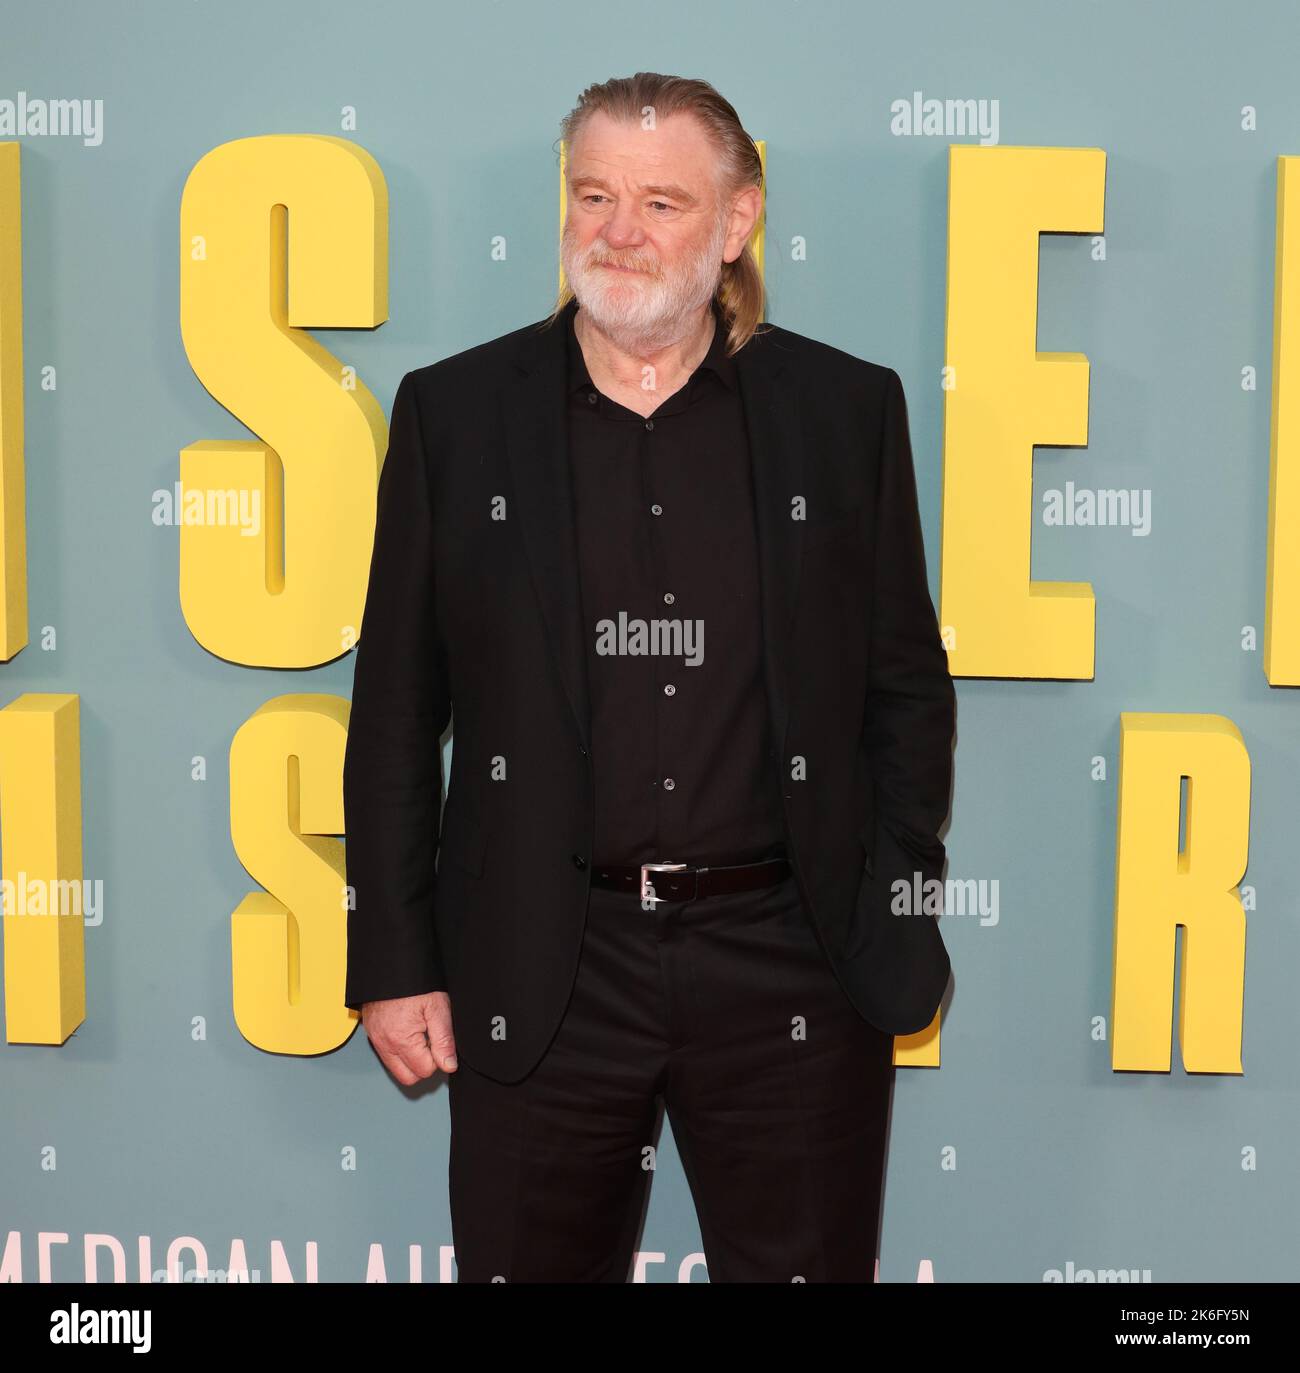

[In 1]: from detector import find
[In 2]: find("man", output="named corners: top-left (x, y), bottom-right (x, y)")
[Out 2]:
top-left (343, 72), bottom-right (956, 1283)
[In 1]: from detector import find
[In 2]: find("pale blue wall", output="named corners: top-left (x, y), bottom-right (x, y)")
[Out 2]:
top-left (0, 0), bottom-right (1292, 1282)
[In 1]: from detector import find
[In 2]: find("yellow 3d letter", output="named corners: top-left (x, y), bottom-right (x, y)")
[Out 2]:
top-left (1111, 713), bottom-right (1248, 1073)
top-left (230, 693), bottom-right (355, 1054)
top-left (0, 142), bottom-right (27, 661)
top-left (941, 145), bottom-right (1105, 679)
top-left (0, 694), bottom-right (85, 1043)
top-left (1265, 155), bottom-right (1300, 683)
top-left (179, 135), bottom-right (389, 667)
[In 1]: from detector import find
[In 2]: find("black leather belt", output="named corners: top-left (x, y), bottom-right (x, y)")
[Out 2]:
top-left (590, 856), bottom-right (791, 904)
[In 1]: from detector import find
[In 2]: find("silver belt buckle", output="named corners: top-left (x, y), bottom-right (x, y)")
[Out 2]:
top-left (640, 861), bottom-right (688, 906)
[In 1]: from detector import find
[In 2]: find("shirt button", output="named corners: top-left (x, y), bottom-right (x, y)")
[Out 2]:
top-left (645, 419), bottom-right (654, 431)
top-left (650, 503), bottom-right (663, 516)
top-left (664, 683), bottom-right (676, 696)
top-left (663, 592), bottom-right (675, 605)
top-left (588, 392), bottom-right (597, 404)
top-left (571, 853), bottom-right (587, 870)
top-left (663, 777), bottom-right (676, 791)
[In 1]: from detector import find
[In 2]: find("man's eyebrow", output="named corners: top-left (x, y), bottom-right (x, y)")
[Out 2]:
top-left (569, 173), bottom-right (701, 208)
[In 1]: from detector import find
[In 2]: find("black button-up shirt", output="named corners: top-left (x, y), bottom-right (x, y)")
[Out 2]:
top-left (566, 298), bottom-right (787, 868)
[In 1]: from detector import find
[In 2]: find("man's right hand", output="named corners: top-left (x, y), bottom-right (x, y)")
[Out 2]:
top-left (360, 991), bottom-right (457, 1084)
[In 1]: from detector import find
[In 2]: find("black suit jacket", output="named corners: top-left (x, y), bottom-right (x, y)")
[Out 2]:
top-left (343, 297), bottom-right (957, 1084)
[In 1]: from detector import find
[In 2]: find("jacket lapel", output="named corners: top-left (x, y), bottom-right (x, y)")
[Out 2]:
top-left (501, 298), bottom-right (805, 766)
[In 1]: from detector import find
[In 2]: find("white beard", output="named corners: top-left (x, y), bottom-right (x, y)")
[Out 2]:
top-left (560, 208), bottom-right (730, 355)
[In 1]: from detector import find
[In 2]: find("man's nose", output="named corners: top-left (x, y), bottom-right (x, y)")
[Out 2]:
top-left (601, 204), bottom-right (647, 249)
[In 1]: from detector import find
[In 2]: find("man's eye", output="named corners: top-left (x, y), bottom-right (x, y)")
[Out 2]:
top-left (649, 201), bottom-right (674, 213)
top-left (583, 194), bottom-right (608, 206)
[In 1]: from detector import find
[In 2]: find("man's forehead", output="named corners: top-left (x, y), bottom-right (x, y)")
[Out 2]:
top-left (569, 113), bottom-right (712, 168)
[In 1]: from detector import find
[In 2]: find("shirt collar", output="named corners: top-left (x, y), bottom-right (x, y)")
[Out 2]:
top-left (566, 296), bottom-right (737, 397)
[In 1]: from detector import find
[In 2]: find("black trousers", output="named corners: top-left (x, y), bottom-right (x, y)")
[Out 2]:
top-left (446, 871), bottom-right (895, 1283)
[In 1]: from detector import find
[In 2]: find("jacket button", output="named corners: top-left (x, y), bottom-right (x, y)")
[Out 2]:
top-left (572, 854), bottom-right (587, 870)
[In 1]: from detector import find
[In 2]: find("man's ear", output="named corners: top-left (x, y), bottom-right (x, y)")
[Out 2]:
top-left (724, 184), bottom-right (763, 263)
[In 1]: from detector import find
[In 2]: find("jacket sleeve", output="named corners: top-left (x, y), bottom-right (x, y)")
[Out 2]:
top-left (864, 367), bottom-right (956, 873)
top-left (342, 370), bottom-right (450, 1009)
